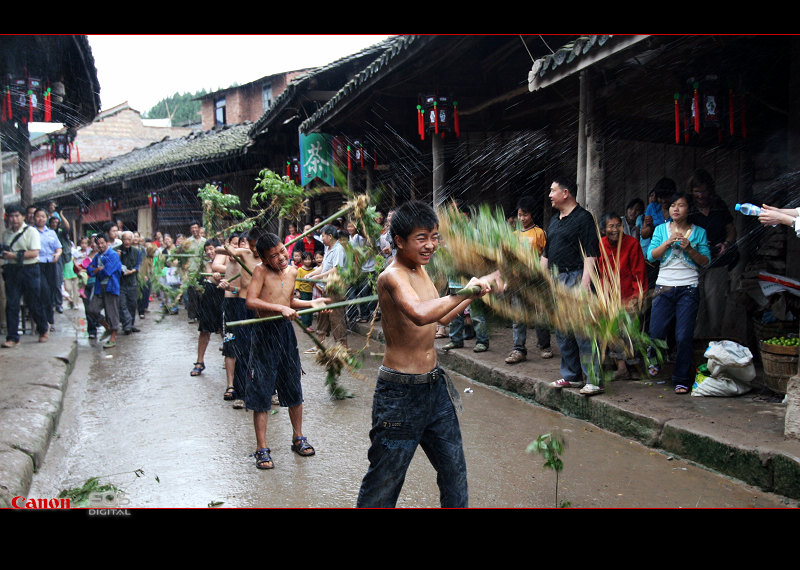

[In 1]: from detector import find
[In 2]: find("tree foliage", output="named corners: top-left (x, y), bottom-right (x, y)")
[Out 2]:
top-left (144, 89), bottom-right (208, 126)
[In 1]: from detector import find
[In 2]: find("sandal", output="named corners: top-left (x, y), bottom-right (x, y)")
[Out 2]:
top-left (648, 364), bottom-right (660, 378)
top-left (190, 362), bottom-right (205, 376)
top-left (252, 448), bottom-right (274, 469)
top-left (291, 436), bottom-right (315, 457)
top-left (223, 386), bottom-right (235, 401)
top-left (674, 384), bottom-right (690, 395)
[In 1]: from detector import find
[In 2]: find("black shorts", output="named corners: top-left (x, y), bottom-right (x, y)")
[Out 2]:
top-left (198, 281), bottom-right (224, 333)
top-left (222, 296), bottom-right (252, 357)
top-left (246, 319), bottom-right (303, 412)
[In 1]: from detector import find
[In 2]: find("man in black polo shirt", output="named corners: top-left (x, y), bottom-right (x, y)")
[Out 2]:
top-left (540, 175), bottom-right (603, 395)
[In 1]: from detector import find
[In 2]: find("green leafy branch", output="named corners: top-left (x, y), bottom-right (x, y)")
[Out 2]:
top-left (527, 432), bottom-right (568, 508)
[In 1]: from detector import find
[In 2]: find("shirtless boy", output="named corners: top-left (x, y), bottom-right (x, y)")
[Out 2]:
top-left (356, 200), bottom-right (498, 508)
top-left (217, 231), bottom-right (260, 409)
top-left (245, 232), bottom-right (330, 470)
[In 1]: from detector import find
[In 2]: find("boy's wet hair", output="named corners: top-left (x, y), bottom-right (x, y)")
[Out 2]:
top-left (516, 195), bottom-right (537, 214)
top-left (205, 238), bottom-right (221, 248)
top-left (390, 200), bottom-right (438, 242)
top-left (255, 232), bottom-right (282, 258)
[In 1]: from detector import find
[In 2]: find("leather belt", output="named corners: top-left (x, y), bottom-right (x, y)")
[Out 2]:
top-left (378, 366), bottom-right (442, 384)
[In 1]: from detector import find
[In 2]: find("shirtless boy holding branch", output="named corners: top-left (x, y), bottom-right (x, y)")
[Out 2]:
top-left (245, 232), bottom-right (330, 470)
top-left (356, 200), bottom-right (500, 508)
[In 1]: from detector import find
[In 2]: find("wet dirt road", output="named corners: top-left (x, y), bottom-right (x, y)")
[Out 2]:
top-left (29, 310), bottom-right (793, 508)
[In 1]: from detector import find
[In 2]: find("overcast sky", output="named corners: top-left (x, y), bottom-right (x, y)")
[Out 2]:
top-left (88, 35), bottom-right (391, 114)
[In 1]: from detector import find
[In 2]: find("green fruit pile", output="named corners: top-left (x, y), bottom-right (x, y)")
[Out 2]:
top-left (764, 336), bottom-right (799, 346)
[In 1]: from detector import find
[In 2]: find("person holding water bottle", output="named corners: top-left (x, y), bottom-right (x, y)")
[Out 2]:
top-left (745, 203), bottom-right (800, 237)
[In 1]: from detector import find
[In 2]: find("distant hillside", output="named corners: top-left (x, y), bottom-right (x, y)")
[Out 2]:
top-left (144, 89), bottom-right (210, 126)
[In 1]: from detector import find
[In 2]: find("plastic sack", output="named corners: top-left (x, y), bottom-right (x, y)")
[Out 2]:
top-left (692, 340), bottom-right (754, 397)
top-left (692, 372), bottom-right (752, 397)
top-left (704, 340), bottom-right (756, 383)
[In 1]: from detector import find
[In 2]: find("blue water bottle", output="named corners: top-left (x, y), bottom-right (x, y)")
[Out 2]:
top-left (735, 203), bottom-right (761, 216)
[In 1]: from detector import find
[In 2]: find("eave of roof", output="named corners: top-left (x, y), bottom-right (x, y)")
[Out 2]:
top-left (527, 35), bottom-right (650, 92)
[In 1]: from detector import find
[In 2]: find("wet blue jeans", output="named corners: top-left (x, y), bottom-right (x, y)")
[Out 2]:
top-left (648, 284), bottom-right (699, 387)
top-left (510, 293), bottom-right (551, 353)
top-left (554, 270), bottom-right (601, 385)
top-left (357, 369), bottom-right (468, 508)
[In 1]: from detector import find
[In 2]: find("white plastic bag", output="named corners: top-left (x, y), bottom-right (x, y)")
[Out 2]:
top-left (692, 340), bottom-right (754, 397)
top-left (704, 340), bottom-right (756, 383)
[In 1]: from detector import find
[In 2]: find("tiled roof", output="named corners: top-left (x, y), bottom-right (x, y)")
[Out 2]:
top-left (13, 123), bottom-right (253, 203)
top-left (299, 35), bottom-right (430, 134)
top-left (249, 35), bottom-right (408, 137)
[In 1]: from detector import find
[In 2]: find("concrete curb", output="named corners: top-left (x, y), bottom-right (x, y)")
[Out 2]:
top-left (433, 340), bottom-right (800, 501)
top-left (0, 317), bottom-right (77, 508)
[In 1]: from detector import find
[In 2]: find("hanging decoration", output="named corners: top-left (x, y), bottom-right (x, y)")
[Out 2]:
top-left (49, 132), bottom-right (72, 160)
top-left (417, 93), bottom-right (460, 140)
top-left (286, 157), bottom-right (301, 184)
top-left (1, 73), bottom-right (57, 124)
top-left (673, 74), bottom-right (747, 145)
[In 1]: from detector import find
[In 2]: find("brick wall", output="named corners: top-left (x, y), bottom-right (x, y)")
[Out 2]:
top-left (74, 107), bottom-right (191, 161)
top-left (199, 71), bottom-right (307, 130)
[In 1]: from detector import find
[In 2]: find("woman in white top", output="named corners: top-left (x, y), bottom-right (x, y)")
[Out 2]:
top-left (646, 192), bottom-right (711, 394)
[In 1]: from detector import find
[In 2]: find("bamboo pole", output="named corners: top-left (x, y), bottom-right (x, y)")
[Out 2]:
top-left (226, 295), bottom-right (378, 327)
top-left (201, 271), bottom-right (241, 282)
top-left (285, 204), bottom-right (356, 248)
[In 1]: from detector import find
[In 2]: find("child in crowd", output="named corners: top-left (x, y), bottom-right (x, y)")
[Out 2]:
top-left (295, 251), bottom-right (316, 330)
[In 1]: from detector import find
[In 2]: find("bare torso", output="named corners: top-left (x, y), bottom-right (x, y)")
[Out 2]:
top-left (253, 264), bottom-right (298, 318)
top-left (223, 246), bottom-right (257, 299)
top-left (379, 262), bottom-right (440, 374)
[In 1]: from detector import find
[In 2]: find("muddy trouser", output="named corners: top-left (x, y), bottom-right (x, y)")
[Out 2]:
top-left (3, 263), bottom-right (48, 340)
top-left (245, 319), bottom-right (303, 412)
top-left (357, 366), bottom-right (467, 508)
top-left (316, 291), bottom-right (347, 341)
top-left (87, 290), bottom-right (120, 332)
top-left (223, 297), bottom-right (252, 400)
top-left (118, 279), bottom-right (138, 331)
top-left (554, 270), bottom-right (601, 386)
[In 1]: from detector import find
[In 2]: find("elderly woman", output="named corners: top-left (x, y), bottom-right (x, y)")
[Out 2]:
top-left (598, 212), bottom-right (648, 379)
top-left (646, 192), bottom-right (710, 394)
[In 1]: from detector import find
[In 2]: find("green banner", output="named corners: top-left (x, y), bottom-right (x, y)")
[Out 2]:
top-left (300, 133), bottom-right (334, 187)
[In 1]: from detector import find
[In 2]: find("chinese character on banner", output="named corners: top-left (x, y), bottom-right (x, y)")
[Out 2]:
top-left (300, 133), bottom-right (334, 187)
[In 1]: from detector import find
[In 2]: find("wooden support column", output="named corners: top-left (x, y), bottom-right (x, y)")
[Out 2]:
top-left (18, 122), bottom-right (32, 208)
top-left (577, 71), bottom-right (588, 205)
top-left (432, 134), bottom-right (445, 208)
top-left (583, 71), bottom-right (604, 220)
